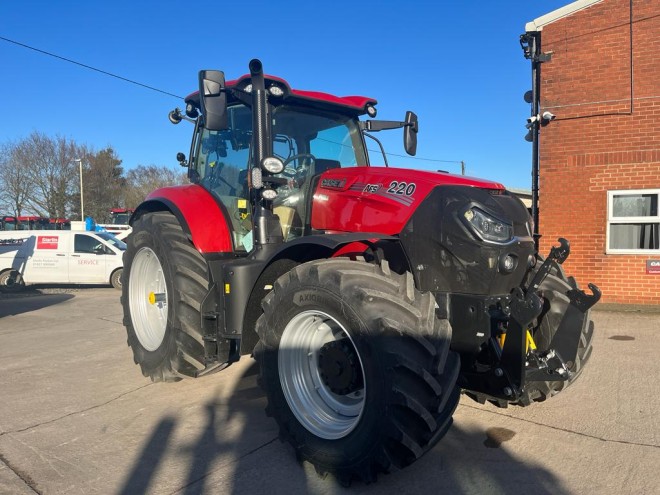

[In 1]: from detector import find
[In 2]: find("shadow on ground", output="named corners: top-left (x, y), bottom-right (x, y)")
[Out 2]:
top-left (0, 292), bottom-right (75, 318)
top-left (119, 361), bottom-right (571, 495)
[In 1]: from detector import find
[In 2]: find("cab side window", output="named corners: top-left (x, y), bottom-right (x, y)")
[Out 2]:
top-left (75, 235), bottom-right (102, 254)
top-left (193, 105), bottom-right (253, 252)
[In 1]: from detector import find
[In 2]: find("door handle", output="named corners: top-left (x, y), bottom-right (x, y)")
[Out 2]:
top-left (71, 254), bottom-right (80, 257)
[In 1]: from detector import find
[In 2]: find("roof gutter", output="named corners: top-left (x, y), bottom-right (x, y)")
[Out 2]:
top-left (525, 0), bottom-right (603, 32)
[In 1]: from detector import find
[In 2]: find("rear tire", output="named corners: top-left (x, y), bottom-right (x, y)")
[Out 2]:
top-left (122, 211), bottom-right (210, 382)
top-left (0, 270), bottom-right (25, 292)
top-left (254, 258), bottom-right (460, 483)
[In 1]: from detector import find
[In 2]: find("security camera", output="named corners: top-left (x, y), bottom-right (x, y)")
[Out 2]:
top-left (526, 115), bottom-right (539, 124)
top-left (542, 111), bottom-right (556, 121)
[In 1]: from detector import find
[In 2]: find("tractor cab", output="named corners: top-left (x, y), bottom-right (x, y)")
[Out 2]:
top-left (171, 63), bottom-right (416, 251)
top-left (190, 102), bottom-right (366, 249)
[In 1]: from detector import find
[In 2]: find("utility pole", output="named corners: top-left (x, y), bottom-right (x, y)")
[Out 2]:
top-left (75, 158), bottom-right (84, 221)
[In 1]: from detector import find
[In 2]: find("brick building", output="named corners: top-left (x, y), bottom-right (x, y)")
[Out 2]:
top-left (525, 0), bottom-right (659, 305)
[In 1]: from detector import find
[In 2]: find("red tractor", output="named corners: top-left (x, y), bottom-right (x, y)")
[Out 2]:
top-left (121, 59), bottom-right (599, 483)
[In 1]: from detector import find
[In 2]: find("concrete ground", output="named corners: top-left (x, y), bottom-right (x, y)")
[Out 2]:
top-left (0, 287), bottom-right (658, 495)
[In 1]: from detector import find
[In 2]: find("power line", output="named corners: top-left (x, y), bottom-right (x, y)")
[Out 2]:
top-left (1, 34), bottom-right (464, 166)
top-left (0, 35), bottom-right (184, 100)
top-left (374, 150), bottom-right (462, 164)
top-left (316, 137), bottom-right (463, 166)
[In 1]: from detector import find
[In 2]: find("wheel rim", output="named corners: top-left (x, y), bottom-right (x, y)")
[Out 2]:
top-left (129, 247), bottom-right (168, 351)
top-left (1, 271), bottom-right (23, 289)
top-left (278, 310), bottom-right (365, 440)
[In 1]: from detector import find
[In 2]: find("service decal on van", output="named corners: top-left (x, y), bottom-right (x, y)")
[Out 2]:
top-left (37, 236), bottom-right (59, 249)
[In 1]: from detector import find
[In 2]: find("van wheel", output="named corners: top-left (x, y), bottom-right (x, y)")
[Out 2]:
top-left (110, 269), bottom-right (122, 290)
top-left (0, 270), bottom-right (25, 292)
top-left (122, 211), bottom-right (210, 382)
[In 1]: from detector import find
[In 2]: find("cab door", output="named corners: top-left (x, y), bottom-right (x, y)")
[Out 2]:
top-left (68, 233), bottom-right (107, 283)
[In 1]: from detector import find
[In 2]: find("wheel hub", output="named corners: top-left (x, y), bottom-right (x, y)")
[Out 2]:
top-left (129, 247), bottom-right (168, 352)
top-left (278, 310), bottom-right (366, 439)
top-left (318, 338), bottom-right (363, 395)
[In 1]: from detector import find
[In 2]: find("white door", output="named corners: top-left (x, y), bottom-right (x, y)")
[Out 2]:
top-left (25, 235), bottom-right (69, 283)
top-left (68, 234), bottom-right (107, 283)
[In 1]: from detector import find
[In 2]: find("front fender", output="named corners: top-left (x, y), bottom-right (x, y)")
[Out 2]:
top-left (131, 184), bottom-right (234, 254)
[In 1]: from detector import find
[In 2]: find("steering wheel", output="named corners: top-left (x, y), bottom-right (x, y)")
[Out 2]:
top-left (282, 153), bottom-right (316, 177)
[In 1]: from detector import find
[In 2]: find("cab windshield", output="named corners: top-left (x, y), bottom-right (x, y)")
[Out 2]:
top-left (193, 104), bottom-right (367, 250)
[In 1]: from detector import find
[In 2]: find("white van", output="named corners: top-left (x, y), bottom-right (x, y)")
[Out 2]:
top-left (0, 231), bottom-right (125, 290)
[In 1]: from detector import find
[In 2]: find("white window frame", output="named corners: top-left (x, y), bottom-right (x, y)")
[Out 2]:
top-left (606, 189), bottom-right (660, 255)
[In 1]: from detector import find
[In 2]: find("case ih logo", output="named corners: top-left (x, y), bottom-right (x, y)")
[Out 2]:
top-left (37, 236), bottom-right (59, 249)
top-left (647, 260), bottom-right (660, 275)
top-left (320, 178), bottom-right (346, 189)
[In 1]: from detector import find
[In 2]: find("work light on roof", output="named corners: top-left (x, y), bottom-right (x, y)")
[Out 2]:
top-left (185, 102), bottom-right (199, 118)
top-left (269, 85), bottom-right (284, 97)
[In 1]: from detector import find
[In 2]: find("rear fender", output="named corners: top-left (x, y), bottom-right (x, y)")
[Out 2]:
top-left (231, 233), bottom-right (399, 355)
top-left (130, 184), bottom-right (233, 254)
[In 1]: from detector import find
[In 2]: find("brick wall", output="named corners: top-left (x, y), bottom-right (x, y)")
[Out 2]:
top-left (537, 0), bottom-right (659, 304)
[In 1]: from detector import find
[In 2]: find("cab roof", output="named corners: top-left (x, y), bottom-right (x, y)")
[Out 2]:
top-left (185, 73), bottom-right (377, 118)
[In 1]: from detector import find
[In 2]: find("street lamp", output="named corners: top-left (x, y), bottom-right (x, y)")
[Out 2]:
top-left (75, 158), bottom-right (84, 221)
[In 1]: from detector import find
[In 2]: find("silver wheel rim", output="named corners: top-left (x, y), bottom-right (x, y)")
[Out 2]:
top-left (278, 310), bottom-right (365, 439)
top-left (129, 247), bottom-right (168, 351)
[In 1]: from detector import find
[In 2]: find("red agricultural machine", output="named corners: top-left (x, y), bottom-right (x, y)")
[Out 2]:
top-left (97, 208), bottom-right (134, 240)
top-left (121, 59), bottom-right (599, 483)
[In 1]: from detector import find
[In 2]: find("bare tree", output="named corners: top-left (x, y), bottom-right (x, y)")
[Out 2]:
top-left (0, 141), bottom-right (33, 217)
top-left (17, 132), bottom-right (83, 218)
top-left (1, 134), bottom-right (188, 221)
top-left (123, 164), bottom-right (187, 209)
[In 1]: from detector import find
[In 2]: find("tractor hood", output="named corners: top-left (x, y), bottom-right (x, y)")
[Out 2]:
top-left (310, 166), bottom-right (506, 235)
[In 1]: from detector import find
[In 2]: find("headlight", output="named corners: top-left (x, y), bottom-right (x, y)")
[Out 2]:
top-left (262, 157), bottom-right (284, 174)
top-left (463, 207), bottom-right (513, 243)
top-left (261, 188), bottom-right (278, 200)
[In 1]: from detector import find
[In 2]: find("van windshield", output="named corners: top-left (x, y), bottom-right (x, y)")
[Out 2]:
top-left (97, 232), bottom-right (127, 250)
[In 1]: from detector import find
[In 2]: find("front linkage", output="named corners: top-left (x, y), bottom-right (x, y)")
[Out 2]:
top-left (463, 238), bottom-right (601, 405)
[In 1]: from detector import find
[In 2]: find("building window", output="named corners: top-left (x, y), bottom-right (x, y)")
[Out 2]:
top-left (607, 189), bottom-right (660, 254)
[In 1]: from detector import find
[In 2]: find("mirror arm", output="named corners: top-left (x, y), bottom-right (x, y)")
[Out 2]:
top-left (363, 132), bottom-right (389, 167)
top-left (360, 120), bottom-right (406, 132)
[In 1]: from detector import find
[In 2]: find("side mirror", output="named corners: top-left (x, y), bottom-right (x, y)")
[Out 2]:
top-left (198, 70), bottom-right (228, 131)
top-left (404, 111), bottom-right (418, 156)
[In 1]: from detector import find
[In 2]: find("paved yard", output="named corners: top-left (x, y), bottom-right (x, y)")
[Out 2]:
top-left (0, 287), bottom-right (658, 494)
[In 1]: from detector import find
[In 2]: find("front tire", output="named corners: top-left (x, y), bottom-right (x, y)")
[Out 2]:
top-left (122, 212), bottom-right (210, 381)
top-left (255, 259), bottom-right (460, 483)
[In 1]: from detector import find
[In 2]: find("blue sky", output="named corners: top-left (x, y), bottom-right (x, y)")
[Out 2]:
top-left (0, 1), bottom-right (570, 190)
